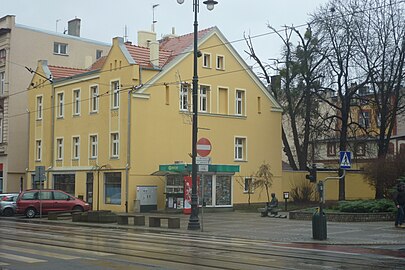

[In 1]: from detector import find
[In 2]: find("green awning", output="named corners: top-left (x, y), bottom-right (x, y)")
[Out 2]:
top-left (157, 163), bottom-right (239, 174)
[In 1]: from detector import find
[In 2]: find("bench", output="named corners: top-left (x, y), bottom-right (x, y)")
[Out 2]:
top-left (48, 210), bottom-right (81, 220)
top-left (117, 214), bottom-right (145, 226)
top-left (149, 216), bottom-right (180, 229)
top-left (258, 207), bottom-right (281, 217)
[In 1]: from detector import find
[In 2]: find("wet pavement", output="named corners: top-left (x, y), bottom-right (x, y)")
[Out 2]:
top-left (20, 210), bottom-right (405, 248)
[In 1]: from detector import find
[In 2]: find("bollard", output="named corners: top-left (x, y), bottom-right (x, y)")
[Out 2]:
top-left (312, 209), bottom-right (327, 240)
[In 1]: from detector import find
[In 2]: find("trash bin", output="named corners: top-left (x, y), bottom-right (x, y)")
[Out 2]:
top-left (312, 210), bottom-right (327, 240)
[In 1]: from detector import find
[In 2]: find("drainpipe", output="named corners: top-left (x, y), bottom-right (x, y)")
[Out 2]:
top-left (125, 87), bottom-right (133, 213)
top-left (49, 84), bottom-right (56, 189)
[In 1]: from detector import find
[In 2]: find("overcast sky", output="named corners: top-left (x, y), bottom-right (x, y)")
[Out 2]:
top-left (3, 0), bottom-right (326, 68)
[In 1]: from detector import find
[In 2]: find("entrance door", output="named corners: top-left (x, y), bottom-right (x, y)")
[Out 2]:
top-left (86, 173), bottom-right (94, 210)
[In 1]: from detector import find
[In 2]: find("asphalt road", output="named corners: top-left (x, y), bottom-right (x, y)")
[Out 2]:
top-left (0, 217), bottom-right (404, 270)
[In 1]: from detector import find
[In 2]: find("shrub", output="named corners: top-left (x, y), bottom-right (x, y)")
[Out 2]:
top-left (290, 180), bottom-right (316, 203)
top-left (337, 199), bottom-right (396, 213)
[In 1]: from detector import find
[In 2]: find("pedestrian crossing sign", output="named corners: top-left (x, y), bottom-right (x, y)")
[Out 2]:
top-left (339, 151), bottom-right (352, 169)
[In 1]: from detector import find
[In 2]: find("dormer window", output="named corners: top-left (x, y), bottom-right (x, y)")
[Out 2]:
top-left (54, 42), bottom-right (68, 55)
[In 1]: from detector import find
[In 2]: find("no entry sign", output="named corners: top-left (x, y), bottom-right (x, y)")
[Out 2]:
top-left (196, 138), bottom-right (212, 157)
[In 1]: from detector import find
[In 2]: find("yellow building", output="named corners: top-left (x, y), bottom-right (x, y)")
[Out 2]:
top-left (28, 27), bottom-right (282, 212)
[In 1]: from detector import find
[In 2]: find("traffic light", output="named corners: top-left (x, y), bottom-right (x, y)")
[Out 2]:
top-left (306, 164), bottom-right (317, 183)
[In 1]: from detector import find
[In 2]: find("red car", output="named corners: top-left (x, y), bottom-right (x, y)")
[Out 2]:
top-left (16, 189), bottom-right (90, 218)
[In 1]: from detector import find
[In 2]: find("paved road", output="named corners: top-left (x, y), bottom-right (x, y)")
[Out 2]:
top-left (0, 217), bottom-right (404, 270)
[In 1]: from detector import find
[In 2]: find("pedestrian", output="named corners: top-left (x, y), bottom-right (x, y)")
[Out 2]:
top-left (393, 183), bottom-right (405, 228)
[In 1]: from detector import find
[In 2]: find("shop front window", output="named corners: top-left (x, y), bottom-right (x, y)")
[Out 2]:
top-left (216, 175), bottom-right (231, 206)
top-left (199, 175), bottom-right (213, 206)
top-left (105, 172), bottom-right (121, 205)
top-left (53, 174), bottom-right (75, 195)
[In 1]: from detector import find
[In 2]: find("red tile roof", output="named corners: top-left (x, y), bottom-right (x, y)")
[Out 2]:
top-left (48, 66), bottom-right (88, 80)
top-left (124, 44), bottom-right (172, 68)
top-left (47, 27), bottom-right (215, 79)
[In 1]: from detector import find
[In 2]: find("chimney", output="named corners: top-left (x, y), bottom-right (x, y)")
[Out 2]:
top-left (68, 18), bottom-right (81, 37)
top-left (149, 41), bottom-right (159, 67)
top-left (137, 30), bottom-right (156, 47)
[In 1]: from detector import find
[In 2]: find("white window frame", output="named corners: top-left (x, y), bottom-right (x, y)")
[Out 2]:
top-left (0, 71), bottom-right (5, 95)
top-left (180, 83), bottom-right (189, 111)
top-left (35, 139), bottom-right (42, 161)
top-left (56, 138), bottom-right (64, 160)
top-left (234, 137), bottom-right (247, 161)
top-left (235, 89), bottom-right (245, 116)
top-left (111, 80), bottom-right (120, 109)
top-left (54, 42), bottom-right (68, 55)
top-left (72, 136), bottom-right (80, 160)
top-left (90, 85), bottom-right (99, 113)
top-left (73, 89), bottom-right (81, 116)
top-left (57, 92), bottom-right (64, 118)
top-left (90, 135), bottom-right (98, 159)
top-left (36, 95), bottom-right (43, 120)
top-left (199, 85), bottom-right (210, 113)
top-left (243, 177), bottom-right (254, 193)
top-left (216, 55), bottom-right (225, 70)
top-left (111, 132), bottom-right (119, 158)
top-left (202, 53), bottom-right (211, 68)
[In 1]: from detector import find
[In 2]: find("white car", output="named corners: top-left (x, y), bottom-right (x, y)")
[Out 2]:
top-left (0, 193), bottom-right (19, 216)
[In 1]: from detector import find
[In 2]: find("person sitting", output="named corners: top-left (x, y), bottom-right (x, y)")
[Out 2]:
top-left (260, 193), bottom-right (279, 217)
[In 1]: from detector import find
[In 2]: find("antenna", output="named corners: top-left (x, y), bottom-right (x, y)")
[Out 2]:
top-left (124, 25), bottom-right (128, 42)
top-left (152, 4), bottom-right (159, 32)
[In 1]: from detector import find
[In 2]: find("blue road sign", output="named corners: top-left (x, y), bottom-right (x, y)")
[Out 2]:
top-left (339, 151), bottom-right (352, 169)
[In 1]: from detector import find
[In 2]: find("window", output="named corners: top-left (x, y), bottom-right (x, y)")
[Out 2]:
top-left (56, 138), bottom-right (64, 160)
top-left (96, 50), bottom-right (103, 60)
top-left (90, 85), bottom-right (99, 113)
top-left (54, 42), bottom-right (68, 55)
top-left (244, 177), bottom-right (254, 193)
top-left (216, 55), bottom-right (225, 70)
top-left (355, 142), bottom-right (366, 156)
top-left (54, 191), bottom-right (70, 200)
top-left (200, 85), bottom-right (210, 113)
top-left (235, 90), bottom-right (245, 116)
top-left (72, 136), bottom-right (80, 159)
top-left (0, 49), bottom-right (6, 58)
top-left (38, 191), bottom-right (53, 200)
top-left (203, 53), bottom-right (211, 68)
top-left (105, 172), bottom-right (121, 205)
top-left (111, 81), bottom-right (120, 109)
top-left (21, 191), bottom-right (37, 200)
top-left (180, 83), bottom-right (189, 111)
top-left (216, 175), bottom-right (232, 206)
top-left (90, 135), bottom-right (98, 158)
top-left (0, 71), bottom-right (5, 95)
top-left (36, 96), bottom-right (43, 120)
top-left (73, 89), bottom-right (80, 115)
top-left (327, 142), bottom-right (336, 156)
top-left (234, 137), bottom-right (247, 161)
top-left (359, 111), bottom-right (370, 128)
top-left (57, 92), bottom-right (64, 118)
top-left (35, 140), bottom-right (42, 161)
top-left (53, 174), bottom-right (75, 195)
top-left (111, 133), bottom-right (119, 158)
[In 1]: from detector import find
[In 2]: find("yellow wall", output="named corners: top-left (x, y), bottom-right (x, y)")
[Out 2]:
top-left (281, 170), bottom-right (375, 201)
top-left (27, 30), bottom-right (283, 211)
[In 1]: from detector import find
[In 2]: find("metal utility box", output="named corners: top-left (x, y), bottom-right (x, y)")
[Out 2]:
top-left (136, 186), bottom-right (157, 212)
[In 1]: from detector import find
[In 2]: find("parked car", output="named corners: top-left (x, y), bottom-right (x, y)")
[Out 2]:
top-left (16, 189), bottom-right (90, 218)
top-left (0, 193), bottom-right (19, 216)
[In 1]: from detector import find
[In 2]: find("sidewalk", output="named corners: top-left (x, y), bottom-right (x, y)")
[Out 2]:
top-left (34, 210), bottom-right (405, 248)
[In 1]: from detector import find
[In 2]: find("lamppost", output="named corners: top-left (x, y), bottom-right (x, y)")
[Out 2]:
top-left (177, 0), bottom-right (218, 230)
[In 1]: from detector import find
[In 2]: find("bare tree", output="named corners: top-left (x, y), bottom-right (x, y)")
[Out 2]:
top-left (245, 26), bottom-right (324, 170)
top-left (254, 162), bottom-right (274, 203)
top-left (312, 0), bottom-right (405, 199)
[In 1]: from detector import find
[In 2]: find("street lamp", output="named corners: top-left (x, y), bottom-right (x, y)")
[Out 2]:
top-left (177, 0), bottom-right (218, 230)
